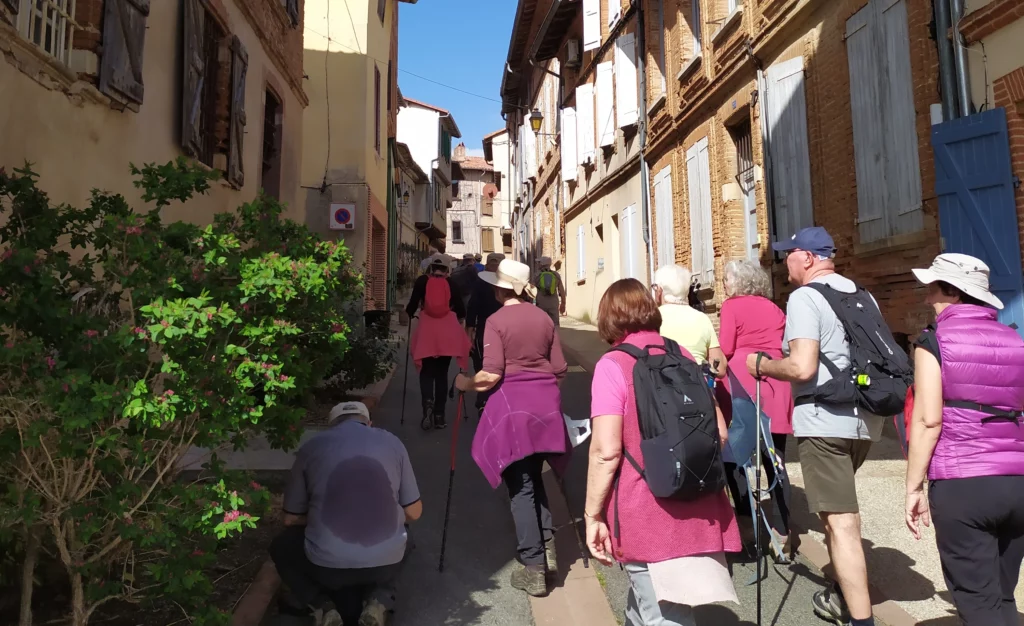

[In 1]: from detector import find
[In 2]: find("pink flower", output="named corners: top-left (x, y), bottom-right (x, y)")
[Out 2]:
top-left (4, 341), bottom-right (13, 349)
top-left (22, 265), bottom-right (31, 274)
top-left (125, 226), bottom-right (142, 235)
top-left (160, 320), bottom-right (170, 328)
top-left (192, 549), bottom-right (205, 557)
top-left (45, 356), bottom-right (56, 371)
top-left (1, 248), bottom-right (15, 261)
top-left (223, 510), bottom-right (241, 523)
top-left (62, 384), bottom-right (69, 392)
top-left (331, 323), bottom-right (344, 333)
top-left (279, 375), bottom-right (289, 382)
top-left (250, 481), bottom-right (262, 490)
top-left (83, 329), bottom-right (99, 338)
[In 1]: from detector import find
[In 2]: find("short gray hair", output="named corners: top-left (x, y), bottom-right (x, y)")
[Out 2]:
top-left (724, 259), bottom-right (771, 298)
top-left (653, 265), bottom-right (692, 305)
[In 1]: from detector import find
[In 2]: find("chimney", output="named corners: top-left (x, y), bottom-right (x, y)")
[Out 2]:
top-left (454, 142), bottom-right (466, 161)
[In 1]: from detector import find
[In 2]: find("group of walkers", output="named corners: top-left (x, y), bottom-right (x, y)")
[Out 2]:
top-left (266, 224), bottom-right (1024, 626)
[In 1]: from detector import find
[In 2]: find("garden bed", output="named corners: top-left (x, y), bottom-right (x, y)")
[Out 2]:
top-left (0, 471), bottom-right (289, 626)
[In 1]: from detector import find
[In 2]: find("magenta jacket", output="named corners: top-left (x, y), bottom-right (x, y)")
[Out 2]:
top-left (929, 305), bottom-right (1024, 481)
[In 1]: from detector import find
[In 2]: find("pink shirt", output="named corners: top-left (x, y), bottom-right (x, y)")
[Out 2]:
top-left (718, 296), bottom-right (793, 434)
top-left (591, 330), bottom-right (741, 564)
top-left (482, 304), bottom-right (568, 380)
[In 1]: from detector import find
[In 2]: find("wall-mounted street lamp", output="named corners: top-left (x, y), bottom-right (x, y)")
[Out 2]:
top-left (402, 190), bottom-right (410, 205)
top-left (530, 109), bottom-right (544, 133)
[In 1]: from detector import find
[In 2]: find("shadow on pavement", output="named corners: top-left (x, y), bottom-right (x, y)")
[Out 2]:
top-left (915, 591), bottom-right (1024, 625)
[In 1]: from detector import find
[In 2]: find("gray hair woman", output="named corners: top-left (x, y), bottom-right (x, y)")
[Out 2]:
top-left (719, 259), bottom-right (794, 557)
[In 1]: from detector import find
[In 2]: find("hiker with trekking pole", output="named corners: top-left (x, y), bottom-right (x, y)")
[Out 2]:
top-left (405, 253), bottom-right (470, 430)
top-left (453, 258), bottom-right (574, 598)
top-left (719, 259), bottom-right (795, 565)
top-left (584, 278), bottom-right (740, 626)
top-left (750, 227), bottom-right (910, 626)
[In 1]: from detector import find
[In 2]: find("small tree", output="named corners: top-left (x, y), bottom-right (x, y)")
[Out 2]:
top-left (0, 160), bottom-right (363, 625)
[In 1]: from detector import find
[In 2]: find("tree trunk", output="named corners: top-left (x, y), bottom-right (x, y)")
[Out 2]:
top-left (70, 572), bottom-right (88, 626)
top-left (18, 527), bottom-right (40, 626)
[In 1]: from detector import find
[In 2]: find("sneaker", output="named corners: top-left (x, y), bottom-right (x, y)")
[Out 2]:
top-left (320, 609), bottom-right (343, 626)
top-left (545, 540), bottom-right (558, 577)
top-left (812, 582), bottom-right (850, 625)
top-left (420, 400), bottom-right (433, 431)
top-left (510, 564), bottom-right (549, 597)
top-left (358, 599), bottom-right (388, 626)
top-left (433, 412), bottom-right (447, 429)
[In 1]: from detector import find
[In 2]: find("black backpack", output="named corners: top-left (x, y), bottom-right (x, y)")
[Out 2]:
top-left (611, 340), bottom-right (727, 506)
top-left (796, 282), bottom-right (912, 417)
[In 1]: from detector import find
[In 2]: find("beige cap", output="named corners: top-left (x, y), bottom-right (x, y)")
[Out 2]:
top-left (328, 401), bottom-right (370, 423)
top-left (486, 252), bottom-right (505, 263)
top-left (539, 256), bottom-right (553, 268)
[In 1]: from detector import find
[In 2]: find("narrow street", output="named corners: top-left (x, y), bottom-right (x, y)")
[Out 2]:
top-left (375, 320), bottom-right (882, 626)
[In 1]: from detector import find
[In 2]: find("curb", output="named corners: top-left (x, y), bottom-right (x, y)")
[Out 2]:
top-left (231, 559), bottom-right (281, 626)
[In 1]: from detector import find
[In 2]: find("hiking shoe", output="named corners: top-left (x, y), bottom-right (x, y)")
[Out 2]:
top-left (420, 400), bottom-right (433, 430)
top-left (312, 608), bottom-right (342, 626)
top-left (433, 412), bottom-right (447, 429)
top-left (545, 540), bottom-right (558, 576)
top-left (510, 564), bottom-right (549, 597)
top-left (358, 599), bottom-right (388, 626)
top-left (812, 582), bottom-right (850, 625)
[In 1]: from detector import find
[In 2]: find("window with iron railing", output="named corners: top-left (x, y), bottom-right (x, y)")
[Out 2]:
top-left (16, 0), bottom-right (77, 65)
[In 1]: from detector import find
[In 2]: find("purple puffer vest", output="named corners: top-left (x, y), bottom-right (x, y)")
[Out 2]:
top-left (929, 304), bottom-right (1024, 480)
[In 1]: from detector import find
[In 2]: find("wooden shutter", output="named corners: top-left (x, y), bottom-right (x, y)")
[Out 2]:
top-left (561, 107), bottom-right (578, 181)
top-left (654, 167), bottom-right (674, 268)
top-left (482, 228), bottom-right (495, 252)
top-left (686, 138), bottom-right (714, 285)
top-left (374, 66), bottom-right (381, 153)
top-left (524, 123), bottom-right (537, 179)
top-left (577, 224), bottom-right (586, 280)
top-left (848, 0), bottom-right (922, 243)
top-left (227, 35), bottom-right (248, 189)
top-left (615, 33), bottom-right (638, 128)
top-left (483, 197), bottom-right (494, 216)
top-left (576, 83), bottom-right (595, 165)
top-left (377, 0), bottom-right (386, 21)
top-left (583, 0), bottom-right (601, 51)
top-left (99, 0), bottom-right (149, 106)
top-left (287, 0), bottom-right (299, 26)
top-left (181, 0), bottom-right (205, 158)
top-left (2, 0), bottom-right (16, 15)
top-left (596, 62), bottom-right (615, 147)
top-left (607, 0), bottom-right (621, 26)
top-left (692, 0), bottom-right (702, 57)
top-left (765, 57), bottom-right (813, 240)
top-left (621, 204), bottom-right (637, 279)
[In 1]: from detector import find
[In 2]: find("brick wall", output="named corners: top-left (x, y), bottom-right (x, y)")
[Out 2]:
top-left (994, 69), bottom-right (1024, 273)
top-left (644, 0), bottom-right (942, 334)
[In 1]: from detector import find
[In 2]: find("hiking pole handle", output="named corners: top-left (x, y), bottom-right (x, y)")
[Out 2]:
top-left (754, 352), bottom-right (772, 380)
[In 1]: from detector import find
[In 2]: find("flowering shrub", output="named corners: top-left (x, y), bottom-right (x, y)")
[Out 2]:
top-left (0, 160), bottom-right (364, 625)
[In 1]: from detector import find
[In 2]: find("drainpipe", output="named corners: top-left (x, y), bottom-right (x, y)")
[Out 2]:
top-left (748, 44), bottom-right (779, 297)
top-left (636, 0), bottom-right (655, 285)
top-left (950, 0), bottom-right (973, 116)
top-left (934, 0), bottom-right (959, 120)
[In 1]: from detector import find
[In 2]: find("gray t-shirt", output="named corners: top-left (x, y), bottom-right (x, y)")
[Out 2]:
top-left (283, 420), bottom-right (420, 569)
top-left (782, 273), bottom-right (884, 441)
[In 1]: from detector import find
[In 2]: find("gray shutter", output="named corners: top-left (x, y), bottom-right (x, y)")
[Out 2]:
top-left (181, 0), bottom-right (205, 158)
top-left (880, 0), bottom-right (923, 236)
top-left (286, 0), bottom-right (299, 27)
top-left (654, 167), bottom-right (675, 268)
top-left (765, 57), bottom-right (813, 239)
top-left (99, 0), bottom-right (150, 106)
top-left (228, 35), bottom-right (248, 189)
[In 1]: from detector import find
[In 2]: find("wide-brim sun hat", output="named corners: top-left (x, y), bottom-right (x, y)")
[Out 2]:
top-left (480, 259), bottom-right (537, 299)
top-left (429, 253), bottom-right (453, 270)
top-left (912, 253), bottom-right (1003, 309)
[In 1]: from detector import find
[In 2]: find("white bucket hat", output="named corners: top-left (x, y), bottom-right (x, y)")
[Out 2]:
top-left (912, 253), bottom-right (1003, 309)
top-left (480, 259), bottom-right (538, 299)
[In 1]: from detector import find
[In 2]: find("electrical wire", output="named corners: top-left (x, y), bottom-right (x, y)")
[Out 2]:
top-left (304, 25), bottom-right (524, 109)
top-left (321, 1), bottom-right (332, 190)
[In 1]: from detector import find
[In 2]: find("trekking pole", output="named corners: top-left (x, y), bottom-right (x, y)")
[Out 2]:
top-left (399, 317), bottom-right (414, 426)
top-left (438, 383), bottom-right (465, 573)
top-left (754, 353), bottom-right (767, 626)
top-left (557, 477), bottom-right (590, 569)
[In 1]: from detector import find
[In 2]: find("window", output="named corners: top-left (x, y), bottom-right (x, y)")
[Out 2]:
top-left (482, 228), bottom-right (495, 252)
top-left (576, 224), bottom-right (586, 281)
top-left (16, 0), bottom-right (75, 64)
top-left (731, 121), bottom-right (758, 260)
top-left (846, 0), bottom-right (923, 243)
top-left (261, 88), bottom-right (283, 200)
top-left (377, 0), bottom-right (386, 22)
top-left (653, 167), bottom-right (674, 268)
top-left (692, 0), bottom-right (702, 57)
top-left (182, 2), bottom-right (229, 169)
top-left (452, 220), bottom-right (464, 243)
top-left (374, 65), bottom-right (381, 155)
top-left (656, 0), bottom-right (666, 95)
top-left (495, 172), bottom-right (502, 192)
top-left (686, 138), bottom-right (714, 285)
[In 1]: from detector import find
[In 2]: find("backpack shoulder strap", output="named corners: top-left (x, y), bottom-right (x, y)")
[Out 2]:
top-left (611, 343), bottom-right (646, 359)
top-left (662, 338), bottom-right (683, 357)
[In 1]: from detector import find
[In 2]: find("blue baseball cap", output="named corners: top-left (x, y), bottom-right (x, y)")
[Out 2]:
top-left (771, 226), bottom-right (836, 258)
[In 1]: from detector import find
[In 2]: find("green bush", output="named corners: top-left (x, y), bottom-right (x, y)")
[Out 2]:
top-left (0, 160), bottom-right (366, 625)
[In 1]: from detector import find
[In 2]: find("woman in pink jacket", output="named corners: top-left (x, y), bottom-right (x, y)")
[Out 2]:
top-left (585, 279), bottom-right (740, 626)
top-left (718, 259), bottom-right (794, 555)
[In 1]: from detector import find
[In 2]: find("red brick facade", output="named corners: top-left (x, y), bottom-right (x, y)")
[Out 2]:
top-left (994, 69), bottom-right (1024, 275)
top-left (643, 0), bottom-right (943, 334)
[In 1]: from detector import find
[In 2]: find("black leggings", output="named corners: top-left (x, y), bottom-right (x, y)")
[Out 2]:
top-left (931, 475), bottom-right (1024, 626)
top-left (419, 356), bottom-right (451, 416)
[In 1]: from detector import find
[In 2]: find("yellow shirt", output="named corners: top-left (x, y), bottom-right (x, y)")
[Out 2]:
top-left (658, 304), bottom-right (719, 365)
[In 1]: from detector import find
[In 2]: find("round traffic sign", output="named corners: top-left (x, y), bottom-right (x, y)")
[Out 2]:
top-left (334, 207), bottom-right (351, 225)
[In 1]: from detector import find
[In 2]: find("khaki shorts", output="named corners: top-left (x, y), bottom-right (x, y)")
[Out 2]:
top-left (797, 437), bottom-right (872, 515)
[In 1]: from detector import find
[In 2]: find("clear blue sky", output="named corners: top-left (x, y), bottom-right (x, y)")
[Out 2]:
top-left (399, 0), bottom-right (518, 156)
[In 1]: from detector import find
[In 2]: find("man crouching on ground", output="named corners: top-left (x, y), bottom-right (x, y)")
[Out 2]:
top-left (270, 401), bottom-right (422, 626)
